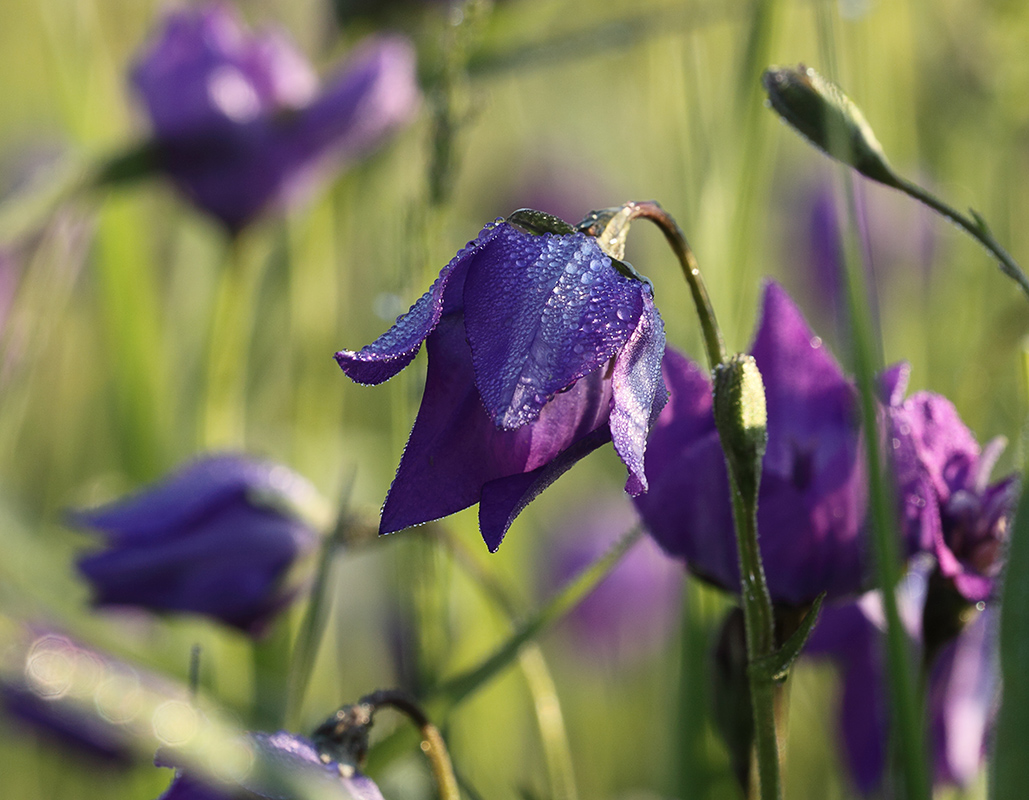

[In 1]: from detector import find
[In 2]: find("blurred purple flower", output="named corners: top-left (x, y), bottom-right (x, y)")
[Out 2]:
top-left (806, 564), bottom-right (998, 793)
top-left (73, 455), bottom-right (322, 635)
top-left (1, 633), bottom-right (136, 766)
top-left (634, 280), bottom-right (884, 605)
top-left (542, 497), bottom-right (682, 664)
top-left (157, 730), bottom-right (384, 800)
top-left (888, 384), bottom-right (1017, 603)
top-left (132, 4), bottom-right (419, 232)
top-left (336, 218), bottom-right (667, 551)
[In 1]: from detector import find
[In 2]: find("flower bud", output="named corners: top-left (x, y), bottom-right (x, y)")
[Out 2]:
top-left (762, 65), bottom-right (899, 188)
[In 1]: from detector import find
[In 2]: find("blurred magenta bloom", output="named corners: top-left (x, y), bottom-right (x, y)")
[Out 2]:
top-left (887, 376), bottom-right (1017, 603)
top-left (132, 4), bottom-right (419, 232)
top-left (807, 565), bottom-right (998, 793)
top-left (542, 497), bottom-right (682, 664)
top-left (73, 455), bottom-right (321, 635)
top-left (634, 281), bottom-right (889, 605)
top-left (336, 218), bottom-right (667, 551)
top-left (157, 730), bottom-right (384, 800)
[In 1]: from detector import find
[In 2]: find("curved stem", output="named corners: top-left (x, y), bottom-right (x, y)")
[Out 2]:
top-left (893, 177), bottom-right (1029, 301)
top-left (621, 201), bottom-right (727, 368)
top-left (361, 690), bottom-right (460, 800)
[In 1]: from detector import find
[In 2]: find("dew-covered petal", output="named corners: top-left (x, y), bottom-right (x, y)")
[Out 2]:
top-left (879, 361), bottom-right (911, 407)
top-left (609, 288), bottom-right (667, 495)
top-left (897, 392), bottom-right (981, 500)
top-left (69, 455), bottom-right (314, 544)
top-left (335, 223), bottom-right (500, 384)
top-left (462, 223), bottom-right (643, 429)
top-left (380, 313), bottom-right (611, 540)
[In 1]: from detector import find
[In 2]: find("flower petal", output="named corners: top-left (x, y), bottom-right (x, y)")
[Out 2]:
top-left (335, 223), bottom-right (500, 384)
top-left (380, 313), bottom-right (611, 542)
top-left (462, 224), bottom-right (643, 428)
top-left (609, 288), bottom-right (668, 495)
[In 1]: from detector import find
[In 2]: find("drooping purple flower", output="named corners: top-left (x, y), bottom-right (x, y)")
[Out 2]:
top-left (132, 4), bottom-right (419, 232)
top-left (888, 387), bottom-right (1017, 603)
top-left (335, 217), bottom-right (668, 551)
top-left (73, 455), bottom-right (322, 635)
top-left (541, 496), bottom-right (682, 664)
top-left (634, 280), bottom-right (884, 605)
top-left (156, 730), bottom-right (384, 800)
top-left (806, 564), bottom-right (998, 793)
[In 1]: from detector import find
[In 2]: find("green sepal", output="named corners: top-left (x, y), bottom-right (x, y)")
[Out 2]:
top-left (748, 593), bottom-right (826, 683)
top-left (506, 208), bottom-right (576, 236)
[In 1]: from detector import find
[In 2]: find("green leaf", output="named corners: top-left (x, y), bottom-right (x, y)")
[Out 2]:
top-left (748, 593), bottom-right (826, 682)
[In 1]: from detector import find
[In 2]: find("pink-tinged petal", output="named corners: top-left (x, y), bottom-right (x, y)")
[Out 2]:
top-left (463, 224), bottom-right (643, 429)
top-left (335, 223), bottom-right (500, 384)
top-left (609, 288), bottom-right (668, 495)
top-left (380, 313), bottom-right (612, 542)
top-left (879, 361), bottom-right (910, 407)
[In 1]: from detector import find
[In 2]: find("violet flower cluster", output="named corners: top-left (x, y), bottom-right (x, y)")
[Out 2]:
top-left (73, 455), bottom-right (322, 636)
top-left (131, 4), bottom-right (419, 232)
top-left (336, 217), bottom-right (668, 551)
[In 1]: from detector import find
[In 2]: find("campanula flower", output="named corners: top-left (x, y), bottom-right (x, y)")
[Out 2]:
top-left (806, 562), bottom-right (999, 793)
top-left (132, 4), bottom-right (419, 232)
top-left (336, 216), bottom-right (668, 551)
top-left (886, 377), bottom-right (1017, 603)
top-left (541, 496), bottom-right (682, 664)
top-left (73, 455), bottom-right (322, 635)
top-left (156, 730), bottom-right (384, 800)
top-left (634, 280), bottom-right (882, 605)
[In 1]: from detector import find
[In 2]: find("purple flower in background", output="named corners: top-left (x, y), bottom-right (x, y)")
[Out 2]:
top-left (1, 634), bottom-right (136, 766)
top-left (887, 382), bottom-right (1017, 603)
top-left (157, 730), bottom-right (384, 800)
top-left (542, 497), bottom-right (682, 664)
top-left (634, 280), bottom-right (881, 605)
top-left (806, 565), bottom-right (998, 793)
top-left (336, 218), bottom-right (667, 551)
top-left (132, 4), bottom-right (419, 232)
top-left (73, 455), bottom-right (322, 635)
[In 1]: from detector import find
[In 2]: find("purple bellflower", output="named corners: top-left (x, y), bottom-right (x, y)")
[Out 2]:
top-left (541, 497), bottom-right (682, 664)
top-left (885, 375), bottom-right (1017, 603)
top-left (633, 280), bottom-right (880, 605)
top-left (132, 4), bottom-right (419, 232)
top-left (73, 455), bottom-right (322, 635)
top-left (157, 730), bottom-right (384, 800)
top-left (335, 217), bottom-right (668, 552)
top-left (806, 562), bottom-right (999, 793)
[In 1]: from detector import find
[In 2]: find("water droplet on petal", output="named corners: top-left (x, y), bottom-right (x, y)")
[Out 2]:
top-left (616, 306), bottom-right (631, 321)
top-left (810, 336), bottom-right (823, 349)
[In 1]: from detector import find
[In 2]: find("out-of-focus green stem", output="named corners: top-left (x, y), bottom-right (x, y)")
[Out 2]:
top-left (437, 529), bottom-right (578, 800)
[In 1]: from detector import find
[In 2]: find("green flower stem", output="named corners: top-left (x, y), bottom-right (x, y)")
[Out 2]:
top-left (202, 235), bottom-right (265, 448)
top-left (427, 525), bottom-right (643, 710)
top-left (890, 176), bottom-right (1029, 301)
top-left (620, 201), bottom-right (726, 369)
top-left (631, 203), bottom-right (781, 799)
top-left (436, 529), bottom-right (578, 800)
top-left (250, 617), bottom-right (292, 730)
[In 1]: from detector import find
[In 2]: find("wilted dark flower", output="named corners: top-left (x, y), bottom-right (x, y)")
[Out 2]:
top-left (73, 455), bottom-right (322, 635)
top-left (887, 379), bottom-right (1017, 603)
top-left (157, 730), bottom-right (384, 800)
top-left (634, 280), bottom-right (886, 605)
top-left (541, 497), bottom-right (682, 663)
top-left (336, 217), bottom-right (667, 551)
top-left (132, 4), bottom-right (419, 232)
top-left (806, 563), bottom-right (998, 793)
